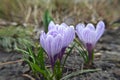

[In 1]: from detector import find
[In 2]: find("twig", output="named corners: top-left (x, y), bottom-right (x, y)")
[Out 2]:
top-left (22, 74), bottom-right (36, 80)
top-left (0, 59), bottom-right (23, 66)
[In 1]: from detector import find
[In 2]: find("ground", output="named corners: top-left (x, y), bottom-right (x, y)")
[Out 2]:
top-left (0, 27), bottom-right (120, 80)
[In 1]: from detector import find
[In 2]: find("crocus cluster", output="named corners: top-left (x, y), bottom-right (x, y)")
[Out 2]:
top-left (40, 20), bottom-right (105, 67)
top-left (40, 21), bottom-right (75, 68)
top-left (76, 21), bottom-right (105, 64)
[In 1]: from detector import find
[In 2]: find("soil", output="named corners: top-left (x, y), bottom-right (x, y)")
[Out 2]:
top-left (0, 27), bottom-right (120, 80)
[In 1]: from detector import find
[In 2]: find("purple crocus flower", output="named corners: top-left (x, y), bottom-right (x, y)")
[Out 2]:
top-left (40, 21), bottom-right (75, 68)
top-left (48, 21), bottom-right (75, 60)
top-left (76, 21), bottom-right (105, 64)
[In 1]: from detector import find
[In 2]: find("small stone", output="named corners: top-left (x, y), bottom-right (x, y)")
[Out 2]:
top-left (95, 53), bottom-right (102, 58)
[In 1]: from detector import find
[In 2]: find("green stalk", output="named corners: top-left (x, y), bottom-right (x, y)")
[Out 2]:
top-left (62, 43), bottom-right (76, 69)
top-left (60, 68), bottom-right (101, 80)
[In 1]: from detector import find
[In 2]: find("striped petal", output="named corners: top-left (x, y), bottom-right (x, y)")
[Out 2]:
top-left (76, 23), bottom-right (85, 41)
top-left (51, 34), bottom-right (63, 57)
top-left (45, 35), bottom-right (53, 56)
top-left (76, 23), bottom-right (85, 30)
top-left (82, 28), bottom-right (96, 47)
top-left (96, 21), bottom-right (105, 41)
top-left (40, 31), bottom-right (46, 49)
top-left (63, 26), bottom-right (75, 47)
top-left (60, 23), bottom-right (68, 28)
top-left (86, 23), bottom-right (95, 31)
top-left (48, 21), bottom-right (56, 31)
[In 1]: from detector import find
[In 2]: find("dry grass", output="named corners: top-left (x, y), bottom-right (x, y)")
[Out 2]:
top-left (0, 0), bottom-right (119, 27)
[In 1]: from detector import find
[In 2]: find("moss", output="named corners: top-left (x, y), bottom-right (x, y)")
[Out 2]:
top-left (0, 26), bottom-right (34, 52)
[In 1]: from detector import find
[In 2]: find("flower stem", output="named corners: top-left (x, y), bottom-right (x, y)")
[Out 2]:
top-left (86, 43), bottom-right (94, 65)
top-left (87, 50), bottom-right (94, 65)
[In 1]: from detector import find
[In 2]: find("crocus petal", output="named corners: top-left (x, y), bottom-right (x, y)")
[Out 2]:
top-left (47, 30), bottom-right (59, 37)
top-left (51, 34), bottom-right (63, 58)
top-left (45, 35), bottom-right (53, 56)
top-left (82, 28), bottom-right (96, 47)
top-left (48, 21), bottom-right (56, 31)
top-left (57, 23), bottom-right (69, 34)
top-left (57, 25), bottom-right (66, 34)
top-left (96, 21), bottom-right (105, 41)
top-left (76, 23), bottom-right (85, 41)
top-left (86, 23), bottom-right (95, 31)
top-left (76, 23), bottom-right (85, 30)
top-left (63, 26), bottom-right (75, 47)
top-left (60, 23), bottom-right (68, 28)
top-left (40, 31), bottom-right (46, 49)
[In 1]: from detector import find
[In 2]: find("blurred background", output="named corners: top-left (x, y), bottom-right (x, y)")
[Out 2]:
top-left (0, 0), bottom-right (120, 52)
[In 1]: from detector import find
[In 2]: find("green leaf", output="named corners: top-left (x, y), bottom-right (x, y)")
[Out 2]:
top-left (37, 47), bottom-right (45, 70)
top-left (62, 42), bottom-right (76, 68)
top-left (54, 60), bottom-right (62, 80)
top-left (61, 68), bottom-right (101, 80)
top-left (76, 46), bottom-right (88, 63)
top-left (27, 48), bottom-right (36, 63)
top-left (43, 10), bottom-right (53, 33)
top-left (30, 62), bottom-right (47, 77)
top-left (24, 59), bottom-right (36, 73)
top-left (74, 38), bottom-right (89, 63)
top-left (15, 47), bottom-right (29, 54)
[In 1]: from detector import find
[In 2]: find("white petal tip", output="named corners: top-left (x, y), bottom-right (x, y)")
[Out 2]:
top-left (70, 25), bottom-right (74, 28)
